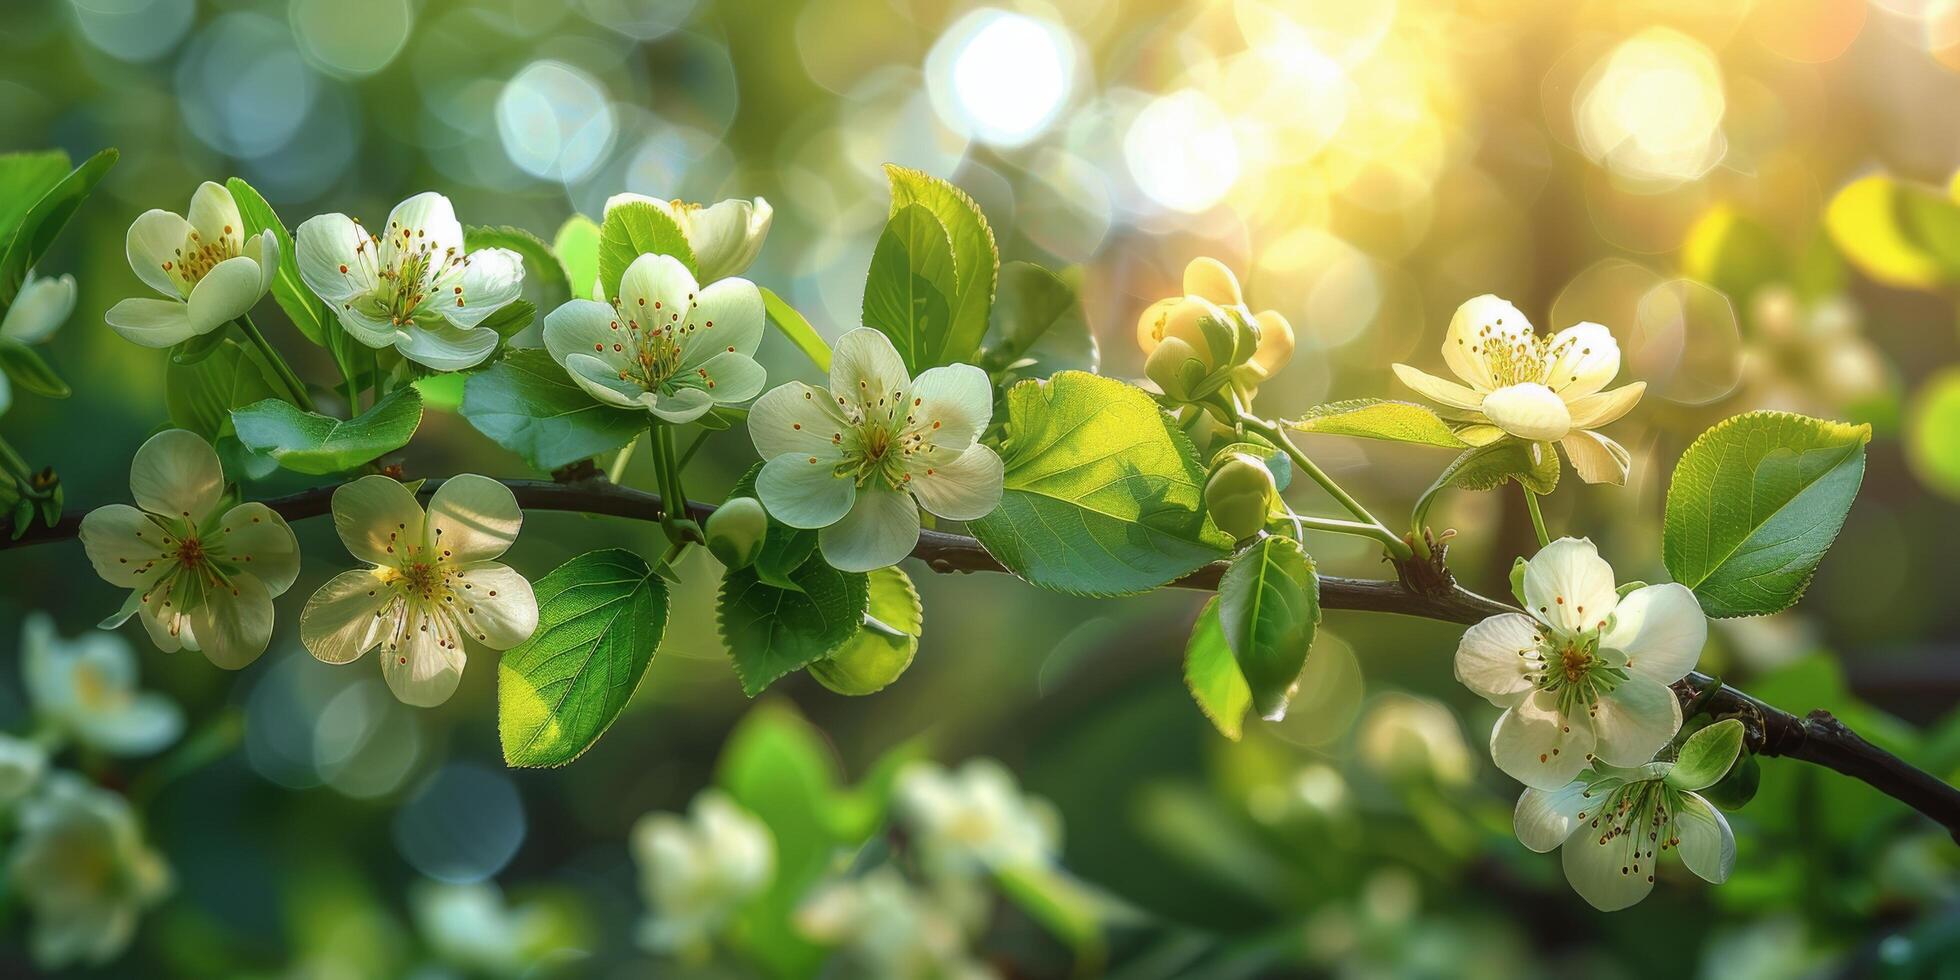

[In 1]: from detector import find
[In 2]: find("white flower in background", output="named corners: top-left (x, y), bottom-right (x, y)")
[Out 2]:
top-left (748, 328), bottom-right (1003, 572)
top-left (1514, 721), bottom-right (1741, 910)
top-left (7, 773), bottom-right (171, 969)
top-left (1743, 287), bottom-right (1891, 416)
top-left (1393, 294), bottom-right (1646, 485)
top-left (894, 759), bottom-right (1060, 877)
top-left (105, 182), bottom-right (277, 349)
top-left (541, 252), bottom-right (766, 423)
top-left (0, 733), bottom-right (48, 806)
top-left (796, 867), bottom-right (991, 980)
top-left (79, 430), bottom-right (300, 669)
top-left (22, 613), bottom-right (183, 756)
top-left (296, 192), bottom-right (524, 371)
top-left (1357, 693), bottom-right (1476, 787)
top-left (631, 789), bottom-right (775, 955)
top-left (604, 193), bottom-right (773, 284)
top-left (411, 880), bottom-right (570, 976)
top-left (1455, 537), bottom-right (1707, 790)
top-left (299, 475), bottom-right (538, 708)
top-left (0, 269), bottom-right (76, 416)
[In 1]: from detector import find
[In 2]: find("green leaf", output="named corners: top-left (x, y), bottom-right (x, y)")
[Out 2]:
top-left (1216, 536), bottom-right (1319, 719)
top-left (226, 176), bottom-right (334, 348)
top-left (169, 329), bottom-right (228, 366)
top-left (861, 203), bottom-right (955, 373)
top-left (597, 200), bottom-right (694, 300)
top-left (1667, 718), bottom-right (1746, 792)
top-left (231, 386), bottom-right (423, 475)
top-left (1823, 174), bottom-right (1960, 291)
top-left (885, 164), bottom-right (998, 367)
top-left (1288, 398), bottom-right (1467, 449)
top-left (467, 225), bottom-right (570, 312)
top-left (718, 554), bottom-right (870, 697)
top-left (760, 286), bottom-right (831, 373)
top-left (983, 260), bottom-right (1098, 381)
top-left (1663, 410), bottom-right (1870, 617)
top-left (498, 549), bottom-right (668, 768)
top-left (1434, 438), bottom-right (1560, 494)
top-left (808, 566), bottom-right (921, 695)
top-left (460, 348), bottom-right (644, 471)
top-left (553, 214), bottom-right (602, 300)
top-left (1183, 596), bottom-right (1251, 740)
top-left (0, 338), bottom-right (68, 399)
top-left (995, 864), bottom-right (1108, 970)
top-left (1683, 205), bottom-right (1787, 304)
top-left (475, 298), bottom-right (536, 341)
top-left (968, 372), bottom-right (1231, 596)
top-left (0, 150), bottom-right (71, 248)
top-left (0, 148), bottom-right (115, 305)
top-left (167, 339), bottom-right (279, 439)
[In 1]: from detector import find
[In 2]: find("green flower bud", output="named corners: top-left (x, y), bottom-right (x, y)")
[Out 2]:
top-left (1205, 452), bottom-right (1277, 541)
top-left (705, 497), bottom-right (768, 569)
top-left (1145, 336), bottom-right (1210, 402)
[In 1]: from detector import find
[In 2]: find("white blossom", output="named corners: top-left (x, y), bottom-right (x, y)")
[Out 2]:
top-left (105, 182), bottom-right (276, 349)
top-left (631, 789), bottom-right (775, 955)
top-left (604, 193), bottom-right (772, 284)
top-left (21, 613), bottom-right (183, 756)
top-left (7, 773), bottom-right (171, 969)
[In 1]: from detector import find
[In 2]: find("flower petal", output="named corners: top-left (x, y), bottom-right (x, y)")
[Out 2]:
top-left (618, 252), bottom-right (694, 329)
top-left (380, 607), bottom-right (467, 707)
top-left (1561, 429), bottom-right (1631, 486)
top-left (396, 320), bottom-right (498, 371)
top-left (563, 353), bottom-right (646, 409)
top-left (1673, 792), bottom-right (1735, 884)
top-left (749, 381), bottom-right (848, 460)
top-left (906, 443), bottom-right (1002, 522)
top-left (1490, 691), bottom-right (1595, 790)
top-left (1590, 674), bottom-right (1682, 768)
top-left (907, 363), bottom-right (992, 451)
top-left (686, 198), bottom-right (771, 282)
top-left (1560, 810), bottom-right (1656, 911)
top-left (1392, 363), bottom-right (1485, 411)
top-left (185, 255), bottom-right (266, 334)
top-left (426, 474), bottom-right (522, 564)
top-left (188, 573), bottom-right (274, 669)
top-left (77, 690), bottom-right (184, 756)
top-left (248, 230), bottom-right (280, 296)
top-left (543, 299), bottom-right (630, 371)
top-left (211, 502), bottom-right (300, 597)
top-left (1482, 382), bottom-right (1572, 442)
top-left (130, 429), bottom-right (224, 524)
top-left (1514, 780), bottom-right (1594, 853)
top-left (381, 192), bottom-right (464, 267)
top-left (755, 452), bottom-right (854, 528)
top-left (1444, 294), bottom-right (1533, 391)
top-left (830, 327), bottom-right (910, 409)
top-left (1566, 382), bottom-right (1645, 430)
top-left (125, 209), bottom-right (193, 298)
top-left (295, 212), bottom-right (379, 304)
top-left (1454, 612), bottom-right (1541, 706)
top-left (79, 504), bottom-right (171, 587)
top-left (105, 297), bottom-right (197, 349)
top-left (642, 385), bottom-right (709, 422)
top-left (1543, 322), bottom-right (1620, 399)
top-left (332, 475), bottom-right (426, 566)
top-left (682, 276), bottom-right (765, 362)
top-left (2, 272), bottom-right (76, 344)
top-left (186, 181), bottom-right (244, 254)
top-left (439, 246), bottom-right (524, 329)
top-left (300, 568), bottom-right (393, 664)
top-left (451, 561), bottom-right (537, 649)
top-left (1522, 537), bottom-right (1619, 634)
top-left (690, 350), bottom-right (767, 405)
top-left (1601, 583), bottom-right (1705, 684)
top-left (819, 486), bottom-right (920, 572)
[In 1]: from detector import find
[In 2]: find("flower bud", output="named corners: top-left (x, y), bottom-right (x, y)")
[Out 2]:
top-left (1160, 296), bottom-right (1237, 367)
top-left (1182, 256), bottom-right (1244, 307)
top-left (1242, 309), bottom-right (1295, 380)
top-left (1135, 297), bottom-right (1180, 356)
top-left (705, 497), bottom-right (768, 569)
top-left (1205, 452), bottom-right (1277, 540)
top-left (1145, 336), bottom-right (1210, 402)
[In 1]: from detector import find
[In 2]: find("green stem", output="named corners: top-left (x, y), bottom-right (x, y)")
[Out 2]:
top-left (0, 433), bottom-right (33, 484)
top-left (1285, 511), bottom-right (1394, 539)
top-left (1523, 488), bottom-right (1551, 548)
top-left (649, 426), bottom-right (696, 554)
top-left (609, 434), bottom-right (640, 485)
top-left (1242, 416), bottom-right (1411, 560)
top-left (234, 315), bottom-right (316, 414)
top-left (675, 427), bottom-right (714, 470)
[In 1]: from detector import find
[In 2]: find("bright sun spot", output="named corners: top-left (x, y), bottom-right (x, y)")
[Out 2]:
top-left (1125, 88), bottom-right (1241, 213)
top-left (927, 9), bottom-right (1077, 148)
top-left (1575, 28), bottom-right (1727, 185)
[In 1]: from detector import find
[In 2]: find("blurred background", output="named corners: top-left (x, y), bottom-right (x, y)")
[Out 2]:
top-left (4, 0), bottom-right (1960, 975)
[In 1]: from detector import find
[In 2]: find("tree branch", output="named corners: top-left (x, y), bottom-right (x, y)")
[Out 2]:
top-left (8, 476), bottom-right (1958, 840)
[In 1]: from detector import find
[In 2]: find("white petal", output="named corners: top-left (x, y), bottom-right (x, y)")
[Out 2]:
top-left (1673, 792), bottom-right (1735, 884)
top-left (1523, 537), bottom-right (1619, 634)
top-left (451, 561), bottom-right (537, 650)
top-left (295, 212), bottom-right (379, 303)
top-left (395, 321), bottom-right (498, 371)
top-left (686, 198), bottom-right (771, 282)
top-left (755, 452), bottom-right (854, 528)
top-left (1560, 811), bottom-right (1657, 911)
top-left (1590, 675), bottom-right (1682, 768)
top-left (1514, 781), bottom-right (1594, 853)
top-left (1565, 382), bottom-right (1645, 430)
top-left (542, 299), bottom-right (630, 372)
top-left (185, 255), bottom-right (266, 334)
top-left (301, 569), bottom-right (393, 664)
top-left (75, 693), bottom-right (183, 756)
top-left (439, 246), bottom-right (524, 329)
top-left (211, 502), bottom-right (300, 597)
top-left (1391, 363), bottom-right (1485, 410)
top-left (1601, 583), bottom-right (1706, 684)
top-left (1561, 429), bottom-right (1631, 486)
top-left (426, 474), bottom-right (522, 564)
top-left (332, 475), bottom-right (426, 566)
top-left (79, 504), bottom-right (171, 588)
top-left (689, 350), bottom-right (767, 406)
top-left (105, 297), bottom-right (197, 348)
top-left (130, 429), bottom-right (224, 524)
top-left (906, 363), bottom-right (992, 451)
top-left (125, 209), bottom-right (193, 298)
top-left (682, 276), bottom-right (765, 362)
top-left (618, 252), bottom-right (694, 328)
top-left (1543, 322), bottom-right (1620, 399)
top-left (381, 192), bottom-right (464, 267)
top-left (646, 385), bottom-right (713, 423)
top-left (1, 272), bottom-right (76, 343)
top-left (906, 442), bottom-right (1002, 522)
top-left (188, 573), bottom-right (275, 669)
top-left (380, 606), bottom-right (467, 707)
top-left (749, 381), bottom-right (849, 460)
top-left (248, 229), bottom-right (280, 296)
top-left (819, 486), bottom-right (920, 572)
top-left (137, 600), bottom-right (189, 653)
top-left (563, 353), bottom-right (649, 409)
top-left (1444, 294), bottom-right (1533, 390)
top-left (331, 303), bottom-right (398, 349)
top-left (830, 327), bottom-right (910, 409)
top-left (186, 181), bottom-right (244, 254)
top-left (1482, 382), bottom-right (1572, 442)
top-left (1490, 691), bottom-right (1594, 790)
top-left (1454, 613), bottom-right (1541, 706)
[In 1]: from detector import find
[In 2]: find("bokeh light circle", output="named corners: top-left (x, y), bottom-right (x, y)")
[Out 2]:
top-left (1124, 88), bottom-right (1240, 213)
top-left (1575, 28), bottom-right (1727, 184)
top-left (1907, 367), bottom-right (1960, 501)
top-left (393, 763), bottom-right (527, 884)
top-left (289, 0), bottom-right (413, 77)
top-left (68, 0), bottom-right (194, 62)
top-left (174, 13), bottom-right (318, 160)
top-left (926, 8), bottom-right (1078, 148)
top-left (496, 60), bottom-right (617, 183)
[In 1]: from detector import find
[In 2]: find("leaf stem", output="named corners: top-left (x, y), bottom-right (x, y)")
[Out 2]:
top-left (1523, 488), bottom-right (1551, 548)
top-left (234, 314), bottom-right (316, 414)
top-left (1242, 415), bottom-right (1411, 560)
top-left (609, 434), bottom-right (639, 485)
